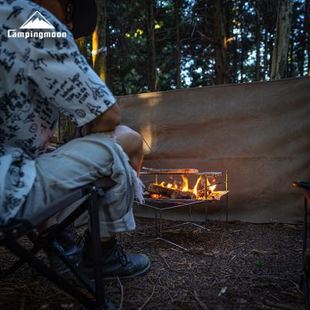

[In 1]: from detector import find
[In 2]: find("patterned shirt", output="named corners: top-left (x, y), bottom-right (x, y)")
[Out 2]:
top-left (0, 0), bottom-right (116, 225)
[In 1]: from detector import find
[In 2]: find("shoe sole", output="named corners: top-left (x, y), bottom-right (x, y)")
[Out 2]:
top-left (102, 260), bottom-right (151, 281)
top-left (62, 262), bottom-right (151, 287)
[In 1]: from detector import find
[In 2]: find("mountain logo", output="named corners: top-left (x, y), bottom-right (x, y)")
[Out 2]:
top-left (20, 11), bottom-right (55, 30)
top-left (7, 10), bottom-right (67, 40)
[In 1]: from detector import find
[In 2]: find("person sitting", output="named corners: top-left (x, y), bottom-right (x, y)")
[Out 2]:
top-left (0, 0), bottom-right (150, 279)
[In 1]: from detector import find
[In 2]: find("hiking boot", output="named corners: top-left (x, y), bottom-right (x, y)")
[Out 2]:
top-left (43, 225), bottom-right (81, 276)
top-left (79, 230), bottom-right (151, 280)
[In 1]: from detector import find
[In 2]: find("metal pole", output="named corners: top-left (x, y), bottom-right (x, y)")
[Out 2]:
top-left (225, 170), bottom-right (228, 191)
top-left (205, 204), bottom-right (208, 228)
top-left (225, 193), bottom-right (229, 223)
top-left (154, 209), bottom-right (159, 237)
top-left (6, 241), bottom-right (96, 309)
top-left (89, 187), bottom-right (106, 309)
top-left (304, 197), bottom-right (308, 258)
top-left (159, 210), bottom-right (163, 238)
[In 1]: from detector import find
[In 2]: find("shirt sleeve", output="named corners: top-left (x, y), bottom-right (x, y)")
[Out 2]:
top-left (26, 33), bottom-right (116, 127)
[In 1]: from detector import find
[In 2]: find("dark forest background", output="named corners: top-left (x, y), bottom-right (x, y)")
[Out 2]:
top-left (78, 0), bottom-right (309, 95)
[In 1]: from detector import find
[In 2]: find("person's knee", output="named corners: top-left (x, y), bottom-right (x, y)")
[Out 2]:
top-left (115, 125), bottom-right (143, 156)
top-left (129, 130), bottom-right (143, 156)
top-left (114, 125), bottom-right (143, 173)
top-left (127, 130), bottom-right (143, 162)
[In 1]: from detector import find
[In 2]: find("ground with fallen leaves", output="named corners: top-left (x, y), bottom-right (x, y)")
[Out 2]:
top-left (0, 219), bottom-right (305, 310)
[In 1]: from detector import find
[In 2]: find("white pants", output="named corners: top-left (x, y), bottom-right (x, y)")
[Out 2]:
top-left (17, 133), bottom-right (143, 237)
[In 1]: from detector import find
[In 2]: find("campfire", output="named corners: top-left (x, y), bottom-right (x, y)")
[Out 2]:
top-left (138, 168), bottom-right (230, 250)
top-left (141, 168), bottom-right (228, 201)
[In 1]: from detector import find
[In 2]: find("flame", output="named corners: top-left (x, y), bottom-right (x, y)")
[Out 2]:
top-left (181, 175), bottom-right (189, 192)
top-left (205, 177), bottom-right (216, 193)
top-left (209, 184), bottom-right (216, 192)
top-left (151, 174), bottom-right (217, 200)
top-left (193, 176), bottom-right (202, 197)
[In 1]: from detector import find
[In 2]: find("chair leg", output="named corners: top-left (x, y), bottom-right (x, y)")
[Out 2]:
top-left (5, 240), bottom-right (96, 310)
top-left (1, 241), bottom-right (41, 278)
top-left (29, 229), bottom-right (97, 297)
top-left (305, 197), bottom-right (310, 310)
top-left (304, 249), bottom-right (310, 310)
top-left (89, 186), bottom-right (106, 308)
top-left (304, 197), bottom-right (308, 258)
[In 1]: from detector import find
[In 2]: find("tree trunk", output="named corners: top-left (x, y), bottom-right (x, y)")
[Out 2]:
top-left (213, 0), bottom-right (227, 84)
top-left (174, 0), bottom-right (181, 88)
top-left (147, 0), bottom-right (157, 91)
top-left (76, 36), bottom-right (92, 64)
top-left (239, 0), bottom-right (244, 83)
top-left (271, 0), bottom-right (293, 80)
top-left (76, 37), bottom-right (87, 56)
top-left (288, 37), bottom-right (294, 77)
top-left (268, 31), bottom-right (273, 78)
top-left (240, 27), bottom-right (244, 81)
top-left (305, 0), bottom-right (310, 75)
top-left (255, 7), bottom-right (261, 81)
top-left (105, 2), bottom-right (111, 87)
top-left (263, 30), bottom-right (270, 80)
top-left (225, 0), bottom-right (233, 83)
top-left (92, 0), bottom-right (107, 80)
top-left (230, 1), bottom-right (238, 83)
top-left (297, 9), bottom-right (305, 76)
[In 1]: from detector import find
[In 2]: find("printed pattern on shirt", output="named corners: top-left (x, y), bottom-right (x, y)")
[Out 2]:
top-left (0, 0), bottom-right (116, 225)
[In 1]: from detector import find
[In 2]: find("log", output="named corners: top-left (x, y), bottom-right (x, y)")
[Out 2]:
top-left (141, 167), bottom-right (199, 175)
top-left (148, 183), bottom-right (196, 199)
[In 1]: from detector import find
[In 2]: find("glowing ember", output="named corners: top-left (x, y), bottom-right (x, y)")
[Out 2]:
top-left (150, 193), bottom-right (161, 199)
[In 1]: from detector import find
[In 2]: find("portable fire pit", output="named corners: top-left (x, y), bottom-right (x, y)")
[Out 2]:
top-left (136, 167), bottom-right (229, 250)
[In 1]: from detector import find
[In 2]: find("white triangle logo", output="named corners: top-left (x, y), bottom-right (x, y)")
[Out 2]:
top-left (20, 11), bottom-right (55, 30)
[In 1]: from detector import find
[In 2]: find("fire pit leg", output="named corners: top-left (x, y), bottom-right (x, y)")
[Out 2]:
top-left (153, 208), bottom-right (163, 238)
top-left (136, 236), bottom-right (189, 252)
top-left (154, 209), bottom-right (159, 237)
top-left (225, 193), bottom-right (229, 223)
top-left (159, 210), bottom-right (163, 237)
top-left (135, 201), bottom-right (215, 252)
top-left (204, 204), bottom-right (208, 228)
top-left (156, 237), bottom-right (189, 251)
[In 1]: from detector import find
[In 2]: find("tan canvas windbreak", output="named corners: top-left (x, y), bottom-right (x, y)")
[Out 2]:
top-left (119, 77), bottom-right (310, 223)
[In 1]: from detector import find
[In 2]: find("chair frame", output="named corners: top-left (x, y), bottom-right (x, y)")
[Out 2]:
top-left (292, 180), bottom-right (310, 310)
top-left (0, 179), bottom-right (116, 310)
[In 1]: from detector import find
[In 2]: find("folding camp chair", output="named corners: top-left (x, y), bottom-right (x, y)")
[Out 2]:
top-left (0, 178), bottom-right (116, 310)
top-left (292, 180), bottom-right (310, 310)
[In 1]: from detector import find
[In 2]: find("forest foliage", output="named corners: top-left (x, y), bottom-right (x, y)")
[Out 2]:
top-left (80, 0), bottom-right (309, 95)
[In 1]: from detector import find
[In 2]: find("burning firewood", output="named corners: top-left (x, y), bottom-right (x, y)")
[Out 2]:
top-left (148, 183), bottom-right (196, 199)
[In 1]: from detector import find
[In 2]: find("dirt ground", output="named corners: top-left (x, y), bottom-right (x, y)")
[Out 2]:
top-left (0, 218), bottom-right (305, 310)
